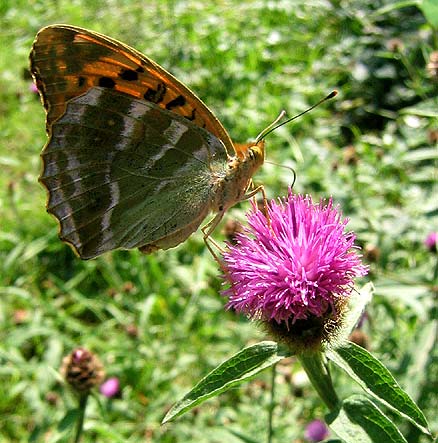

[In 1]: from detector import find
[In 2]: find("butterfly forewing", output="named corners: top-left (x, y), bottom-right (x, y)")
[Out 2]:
top-left (41, 87), bottom-right (229, 259)
top-left (30, 24), bottom-right (235, 155)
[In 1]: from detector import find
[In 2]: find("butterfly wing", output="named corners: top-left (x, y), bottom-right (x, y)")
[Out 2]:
top-left (41, 87), bottom-right (229, 259)
top-left (30, 24), bottom-right (235, 155)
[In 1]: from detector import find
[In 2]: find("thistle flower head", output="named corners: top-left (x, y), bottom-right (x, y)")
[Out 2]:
top-left (60, 348), bottom-right (105, 394)
top-left (221, 191), bottom-right (368, 349)
top-left (424, 231), bottom-right (438, 253)
top-left (100, 377), bottom-right (120, 398)
top-left (305, 419), bottom-right (329, 442)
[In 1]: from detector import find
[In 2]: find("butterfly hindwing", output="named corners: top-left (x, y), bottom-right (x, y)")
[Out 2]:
top-left (41, 87), bottom-right (229, 259)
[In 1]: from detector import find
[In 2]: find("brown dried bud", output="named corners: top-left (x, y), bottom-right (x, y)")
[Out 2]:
top-left (45, 391), bottom-right (59, 405)
top-left (125, 324), bottom-right (139, 338)
top-left (343, 145), bottom-right (359, 166)
top-left (364, 244), bottom-right (380, 263)
top-left (427, 129), bottom-right (438, 144)
top-left (349, 329), bottom-right (370, 349)
top-left (61, 348), bottom-right (105, 394)
top-left (223, 219), bottom-right (244, 244)
top-left (427, 51), bottom-right (438, 80)
top-left (13, 309), bottom-right (29, 325)
top-left (386, 38), bottom-right (404, 53)
top-left (122, 281), bottom-right (135, 293)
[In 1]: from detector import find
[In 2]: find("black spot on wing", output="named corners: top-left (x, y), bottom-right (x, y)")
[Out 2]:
top-left (98, 77), bottom-right (116, 88)
top-left (78, 76), bottom-right (86, 87)
top-left (119, 69), bottom-right (138, 81)
top-left (144, 83), bottom-right (167, 104)
top-left (185, 108), bottom-right (196, 121)
top-left (165, 95), bottom-right (186, 110)
top-left (136, 66), bottom-right (145, 73)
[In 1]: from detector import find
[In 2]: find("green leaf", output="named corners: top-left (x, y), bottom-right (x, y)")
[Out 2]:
top-left (420, 0), bottom-right (438, 28)
top-left (58, 408), bottom-right (80, 432)
top-left (371, 0), bottom-right (421, 18)
top-left (404, 321), bottom-right (438, 401)
top-left (162, 341), bottom-right (287, 423)
top-left (327, 395), bottom-right (408, 443)
top-left (326, 342), bottom-right (430, 435)
top-left (403, 147), bottom-right (438, 163)
top-left (401, 97), bottom-right (438, 117)
top-left (227, 428), bottom-right (260, 443)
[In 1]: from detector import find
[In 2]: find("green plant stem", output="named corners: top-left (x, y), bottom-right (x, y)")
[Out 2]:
top-left (298, 351), bottom-right (340, 411)
top-left (73, 394), bottom-right (89, 443)
top-left (433, 254), bottom-right (438, 284)
top-left (267, 363), bottom-right (277, 443)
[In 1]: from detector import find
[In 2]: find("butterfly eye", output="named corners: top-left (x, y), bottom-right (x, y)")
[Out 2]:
top-left (247, 143), bottom-right (264, 163)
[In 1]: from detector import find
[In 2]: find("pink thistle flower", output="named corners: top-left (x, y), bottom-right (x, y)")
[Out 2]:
top-left (222, 191), bottom-right (368, 327)
top-left (29, 82), bottom-right (39, 94)
top-left (100, 377), bottom-right (120, 398)
top-left (424, 232), bottom-right (438, 253)
top-left (305, 419), bottom-right (329, 441)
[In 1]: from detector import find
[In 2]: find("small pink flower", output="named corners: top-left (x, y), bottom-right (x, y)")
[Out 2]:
top-left (29, 82), bottom-right (39, 94)
top-left (222, 191), bottom-right (368, 325)
top-left (100, 377), bottom-right (120, 398)
top-left (305, 419), bottom-right (329, 442)
top-left (424, 232), bottom-right (438, 252)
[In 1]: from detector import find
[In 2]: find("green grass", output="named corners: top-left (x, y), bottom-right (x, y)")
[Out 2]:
top-left (1, 1), bottom-right (437, 442)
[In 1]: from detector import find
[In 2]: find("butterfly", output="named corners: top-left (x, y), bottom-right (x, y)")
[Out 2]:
top-left (30, 25), bottom-right (266, 260)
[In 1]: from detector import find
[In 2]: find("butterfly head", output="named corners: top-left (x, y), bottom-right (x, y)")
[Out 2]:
top-left (214, 140), bottom-right (265, 213)
top-left (234, 139), bottom-right (264, 162)
top-left (228, 140), bottom-right (265, 189)
top-left (232, 140), bottom-right (265, 175)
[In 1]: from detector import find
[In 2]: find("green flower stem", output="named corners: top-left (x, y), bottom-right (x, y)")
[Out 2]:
top-left (433, 254), bottom-right (438, 283)
top-left (267, 363), bottom-right (277, 443)
top-left (73, 393), bottom-right (89, 443)
top-left (298, 351), bottom-right (340, 411)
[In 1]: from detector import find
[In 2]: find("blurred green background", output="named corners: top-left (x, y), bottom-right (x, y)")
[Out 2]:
top-left (1, 1), bottom-right (437, 442)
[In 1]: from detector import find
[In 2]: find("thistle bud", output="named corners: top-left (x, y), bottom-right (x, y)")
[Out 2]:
top-left (61, 348), bottom-right (105, 394)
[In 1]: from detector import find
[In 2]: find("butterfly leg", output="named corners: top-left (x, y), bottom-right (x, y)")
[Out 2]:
top-left (201, 213), bottom-right (242, 291)
top-left (202, 184), bottom-right (268, 261)
top-left (243, 184), bottom-right (271, 228)
top-left (201, 211), bottom-right (227, 268)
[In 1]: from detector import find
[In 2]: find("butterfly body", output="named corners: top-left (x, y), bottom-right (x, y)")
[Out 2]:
top-left (30, 25), bottom-right (265, 259)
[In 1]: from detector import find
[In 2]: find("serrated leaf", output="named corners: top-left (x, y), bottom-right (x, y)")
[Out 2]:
top-left (162, 341), bottom-right (287, 423)
top-left (327, 395), bottom-right (408, 443)
top-left (327, 342), bottom-right (430, 435)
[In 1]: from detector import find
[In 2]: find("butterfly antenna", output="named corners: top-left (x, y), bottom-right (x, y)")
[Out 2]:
top-left (255, 90), bottom-right (338, 143)
top-left (255, 110), bottom-right (286, 143)
top-left (265, 160), bottom-right (297, 187)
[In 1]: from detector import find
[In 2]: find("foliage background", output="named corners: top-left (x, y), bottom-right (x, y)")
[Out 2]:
top-left (0, 0), bottom-right (437, 442)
